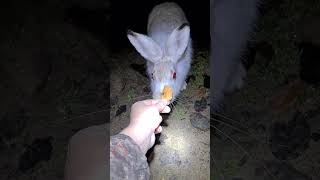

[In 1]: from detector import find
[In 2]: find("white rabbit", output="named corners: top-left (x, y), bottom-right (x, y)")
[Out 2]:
top-left (210, 0), bottom-right (260, 112)
top-left (127, 2), bottom-right (193, 103)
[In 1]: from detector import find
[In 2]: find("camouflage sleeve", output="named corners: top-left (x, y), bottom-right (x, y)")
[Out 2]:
top-left (110, 133), bottom-right (150, 180)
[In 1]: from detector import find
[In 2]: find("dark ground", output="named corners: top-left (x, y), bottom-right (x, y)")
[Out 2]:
top-left (0, 0), bottom-right (110, 179)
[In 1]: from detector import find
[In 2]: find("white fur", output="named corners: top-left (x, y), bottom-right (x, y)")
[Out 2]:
top-left (127, 2), bottom-right (193, 102)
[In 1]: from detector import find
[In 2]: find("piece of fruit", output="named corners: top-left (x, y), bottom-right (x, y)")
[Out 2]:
top-left (161, 85), bottom-right (173, 101)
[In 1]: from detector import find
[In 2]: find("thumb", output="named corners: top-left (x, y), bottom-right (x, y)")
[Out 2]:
top-left (153, 101), bottom-right (168, 112)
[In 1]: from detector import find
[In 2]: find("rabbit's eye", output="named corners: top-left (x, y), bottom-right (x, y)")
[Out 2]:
top-left (173, 72), bottom-right (176, 79)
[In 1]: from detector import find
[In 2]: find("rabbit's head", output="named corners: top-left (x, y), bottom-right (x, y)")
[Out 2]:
top-left (127, 23), bottom-right (190, 103)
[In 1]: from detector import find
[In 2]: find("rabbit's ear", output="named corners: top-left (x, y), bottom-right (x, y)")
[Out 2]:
top-left (127, 30), bottom-right (163, 63)
top-left (165, 23), bottom-right (190, 63)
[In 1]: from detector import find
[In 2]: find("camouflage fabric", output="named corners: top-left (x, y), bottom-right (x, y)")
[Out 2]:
top-left (110, 134), bottom-right (150, 180)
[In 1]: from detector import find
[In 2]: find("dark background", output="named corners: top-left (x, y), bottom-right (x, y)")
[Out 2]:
top-left (0, 0), bottom-right (110, 179)
top-left (109, 0), bottom-right (210, 52)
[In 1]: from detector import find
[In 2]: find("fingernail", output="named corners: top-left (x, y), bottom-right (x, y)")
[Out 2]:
top-left (160, 106), bottom-right (170, 113)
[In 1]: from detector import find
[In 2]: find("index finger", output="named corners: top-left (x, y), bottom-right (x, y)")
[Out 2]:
top-left (143, 99), bottom-right (169, 106)
top-left (153, 101), bottom-right (170, 113)
top-left (142, 99), bottom-right (159, 105)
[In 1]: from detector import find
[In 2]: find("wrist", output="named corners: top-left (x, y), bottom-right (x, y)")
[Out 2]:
top-left (120, 127), bottom-right (144, 153)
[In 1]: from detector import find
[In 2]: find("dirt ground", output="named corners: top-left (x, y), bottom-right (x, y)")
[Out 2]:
top-left (110, 46), bottom-right (210, 179)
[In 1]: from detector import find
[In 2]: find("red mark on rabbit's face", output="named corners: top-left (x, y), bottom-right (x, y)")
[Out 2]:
top-left (172, 71), bottom-right (176, 80)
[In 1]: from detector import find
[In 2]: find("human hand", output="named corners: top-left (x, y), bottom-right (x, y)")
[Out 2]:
top-left (120, 99), bottom-right (171, 154)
